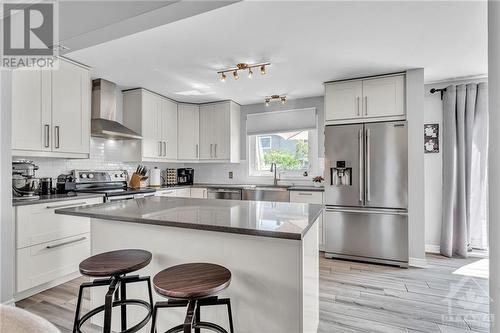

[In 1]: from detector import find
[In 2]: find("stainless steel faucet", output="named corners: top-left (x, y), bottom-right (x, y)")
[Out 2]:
top-left (270, 163), bottom-right (279, 186)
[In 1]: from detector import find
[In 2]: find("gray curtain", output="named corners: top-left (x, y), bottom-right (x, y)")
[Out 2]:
top-left (441, 83), bottom-right (488, 258)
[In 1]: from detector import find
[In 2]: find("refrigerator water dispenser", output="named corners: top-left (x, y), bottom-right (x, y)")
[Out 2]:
top-left (331, 161), bottom-right (352, 186)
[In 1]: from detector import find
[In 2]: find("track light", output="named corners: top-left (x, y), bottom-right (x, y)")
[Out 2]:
top-left (260, 65), bottom-right (266, 75)
top-left (217, 62), bottom-right (270, 81)
top-left (265, 94), bottom-right (287, 106)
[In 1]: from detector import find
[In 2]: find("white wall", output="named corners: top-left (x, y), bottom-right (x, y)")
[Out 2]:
top-left (423, 77), bottom-right (487, 254)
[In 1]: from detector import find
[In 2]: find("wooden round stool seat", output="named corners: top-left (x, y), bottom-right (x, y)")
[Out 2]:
top-left (153, 263), bottom-right (231, 299)
top-left (79, 249), bottom-right (152, 277)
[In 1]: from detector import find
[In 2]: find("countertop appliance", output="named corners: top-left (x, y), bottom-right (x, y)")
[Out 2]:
top-left (56, 174), bottom-right (77, 193)
top-left (149, 167), bottom-right (162, 187)
top-left (324, 121), bottom-right (408, 267)
top-left (177, 168), bottom-right (194, 185)
top-left (12, 160), bottom-right (40, 200)
top-left (207, 188), bottom-right (242, 200)
top-left (72, 170), bottom-right (155, 202)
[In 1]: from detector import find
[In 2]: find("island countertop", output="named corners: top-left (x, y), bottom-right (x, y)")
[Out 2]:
top-left (55, 197), bottom-right (323, 240)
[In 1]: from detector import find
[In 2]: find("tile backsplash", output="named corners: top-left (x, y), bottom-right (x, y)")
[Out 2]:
top-left (15, 137), bottom-right (323, 186)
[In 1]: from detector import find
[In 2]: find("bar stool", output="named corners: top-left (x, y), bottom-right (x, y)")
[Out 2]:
top-left (150, 263), bottom-right (234, 333)
top-left (73, 249), bottom-right (154, 333)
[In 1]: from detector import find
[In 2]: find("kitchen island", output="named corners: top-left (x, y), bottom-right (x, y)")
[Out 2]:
top-left (56, 197), bottom-right (322, 333)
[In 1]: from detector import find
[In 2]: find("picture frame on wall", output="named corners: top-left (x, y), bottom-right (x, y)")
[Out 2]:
top-left (424, 124), bottom-right (439, 153)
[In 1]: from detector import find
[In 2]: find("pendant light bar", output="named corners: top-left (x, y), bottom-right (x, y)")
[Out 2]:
top-left (218, 62), bottom-right (270, 81)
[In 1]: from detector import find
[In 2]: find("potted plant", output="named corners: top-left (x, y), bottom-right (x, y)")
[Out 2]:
top-left (312, 176), bottom-right (324, 187)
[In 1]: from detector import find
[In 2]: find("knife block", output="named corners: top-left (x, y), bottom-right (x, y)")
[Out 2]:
top-left (129, 173), bottom-right (143, 189)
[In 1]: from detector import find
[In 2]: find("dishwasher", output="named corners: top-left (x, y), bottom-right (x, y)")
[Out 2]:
top-left (207, 188), bottom-right (242, 200)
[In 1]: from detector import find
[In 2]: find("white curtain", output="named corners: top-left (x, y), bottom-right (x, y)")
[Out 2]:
top-left (441, 83), bottom-right (488, 258)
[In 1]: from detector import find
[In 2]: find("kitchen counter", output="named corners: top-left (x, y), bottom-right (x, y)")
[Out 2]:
top-left (56, 196), bottom-right (323, 240)
top-left (192, 183), bottom-right (325, 191)
top-left (12, 193), bottom-right (104, 207)
top-left (56, 196), bottom-right (320, 332)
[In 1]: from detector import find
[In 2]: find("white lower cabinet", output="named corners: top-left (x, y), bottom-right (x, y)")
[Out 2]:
top-left (155, 189), bottom-right (177, 197)
top-left (15, 197), bottom-right (102, 296)
top-left (176, 188), bottom-right (191, 198)
top-left (16, 233), bottom-right (90, 293)
top-left (289, 191), bottom-right (325, 251)
top-left (190, 187), bottom-right (208, 199)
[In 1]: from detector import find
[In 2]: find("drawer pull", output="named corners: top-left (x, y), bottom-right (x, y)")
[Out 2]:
top-left (298, 192), bottom-right (313, 195)
top-left (46, 236), bottom-right (87, 249)
top-left (46, 201), bottom-right (87, 209)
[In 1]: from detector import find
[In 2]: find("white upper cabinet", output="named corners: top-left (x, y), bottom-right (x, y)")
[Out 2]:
top-left (325, 74), bottom-right (405, 124)
top-left (178, 104), bottom-right (199, 160)
top-left (325, 80), bottom-right (363, 121)
top-left (123, 89), bottom-right (178, 161)
top-left (199, 101), bottom-right (240, 163)
top-left (51, 59), bottom-right (91, 155)
top-left (161, 98), bottom-right (178, 160)
top-left (12, 58), bottom-right (91, 157)
top-left (362, 75), bottom-right (405, 119)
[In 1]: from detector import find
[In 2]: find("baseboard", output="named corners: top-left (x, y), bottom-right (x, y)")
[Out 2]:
top-left (425, 244), bottom-right (441, 254)
top-left (13, 271), bottom-right (82, 302)
top-left (409, 257), bottom-right (428, 268)
top-left (1, 299), bottom-right (15, 306)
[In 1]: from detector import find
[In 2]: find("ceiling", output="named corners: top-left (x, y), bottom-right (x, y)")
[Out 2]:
top-left (67, 1), bottom-right (488, 105)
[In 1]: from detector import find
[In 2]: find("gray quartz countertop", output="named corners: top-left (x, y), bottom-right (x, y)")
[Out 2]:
top-left (191, 183), bottom-right (325, 191)
top-left (55, 197), bottom-right (323, 240)
top-left (13, 193), bottom-right (104, 207)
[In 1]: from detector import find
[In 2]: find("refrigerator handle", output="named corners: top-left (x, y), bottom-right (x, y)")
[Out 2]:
top-left (366, 128), bottom-right (371, 202)
top-left (358, 128), bottom-right (363, 203)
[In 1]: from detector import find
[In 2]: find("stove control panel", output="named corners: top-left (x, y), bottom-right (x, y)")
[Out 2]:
top-left (73, 170), bottom-right (128, 183)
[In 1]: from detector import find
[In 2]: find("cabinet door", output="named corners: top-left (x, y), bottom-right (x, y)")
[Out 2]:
top-left (190, 188), bottom-right (207, 199)
top-left (199, 105), bottom-right (214, 160)
top-left (142, 92), bottom-right (162, 158)
top-left (12, 69), bottom-right (51, 151)
top-left (325, 81), bottom-right (362, 121)
top-left (212, 102), bottom-right (230, 160)
top-left (155, 189), bottom-right (176, 197)
top-left (161, 98), bottom-right (178, 160)
top-left (51, 60), bottom-right (90, 154)
top-left (289, 191), bottom-right (324, 250)
top-left (176, 188), bottom-right (191, 198)
top-left (178, 104), bottom-right (199, 160)
top-left (362, 75), bottom-right (405, 118)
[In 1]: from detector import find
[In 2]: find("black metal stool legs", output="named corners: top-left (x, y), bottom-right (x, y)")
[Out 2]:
top-left (73, 275), bottom-right (153, 333)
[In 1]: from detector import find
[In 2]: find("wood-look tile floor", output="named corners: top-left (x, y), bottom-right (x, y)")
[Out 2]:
top-left (16, 253), bottom-right (489, 333)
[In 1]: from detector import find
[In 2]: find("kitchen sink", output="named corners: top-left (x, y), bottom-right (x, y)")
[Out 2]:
top-left (242, 186), bottom-right (290, 202)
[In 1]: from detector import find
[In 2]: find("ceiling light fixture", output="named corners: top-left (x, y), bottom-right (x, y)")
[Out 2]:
top-left (217, 62), bottom-right (270, 81)
top-left (265, 94), bottom-right (287, 107)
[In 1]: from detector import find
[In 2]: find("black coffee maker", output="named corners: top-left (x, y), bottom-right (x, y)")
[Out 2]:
top-left (177, 168), bottom-right (194, 185)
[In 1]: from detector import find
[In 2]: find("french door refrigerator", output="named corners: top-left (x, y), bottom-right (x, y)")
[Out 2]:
top-left (324, 121), bottom-right (408, 267)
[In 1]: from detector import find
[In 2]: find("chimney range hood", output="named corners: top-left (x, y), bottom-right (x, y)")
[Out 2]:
top-left (91, 79), bottom-right (142, 140)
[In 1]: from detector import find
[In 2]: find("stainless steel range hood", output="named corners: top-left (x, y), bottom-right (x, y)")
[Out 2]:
top-left (91, 79), bottom-right (142, 140)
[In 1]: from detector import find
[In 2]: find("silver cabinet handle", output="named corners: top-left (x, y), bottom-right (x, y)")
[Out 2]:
top-left (163, 141), bottom-right (167, 157)
top-left (158, 141), bottom-right (162, 157)
top-left (54, 126), bottom-right (60, 148)
top-left (297, 192), bottom-right (313, 196)
top-left (210, 144), bottom-right (213, 158)
top-left (357, 96), bottom-right (360, 116)
top-left (364, 96), bottom-right (368, 116)
top-left (214, 143), bottom-right (217, 158)
top-left (196, 144), bottom-right (199, 159)
top-left (366, 128), bottom-right (371, 202)
top-left (46, 236), bottom-right (87, 249)
top-left (358, 128), bottom-right (363, 203)
top-left (44, 124), bottom-right (50, 148)
top-left (47, 201), bottom-right (88, 209)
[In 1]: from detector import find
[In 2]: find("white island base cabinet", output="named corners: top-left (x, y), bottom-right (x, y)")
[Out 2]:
top-left (90, 218), bottom-right (319, 333)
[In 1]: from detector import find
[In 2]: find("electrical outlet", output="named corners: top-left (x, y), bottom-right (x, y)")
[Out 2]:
top-left (229, 171), bottom-right (233, 179)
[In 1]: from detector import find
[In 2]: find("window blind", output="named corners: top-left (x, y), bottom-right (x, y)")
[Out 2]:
top-left (246, 108), bottom-right (317, 135)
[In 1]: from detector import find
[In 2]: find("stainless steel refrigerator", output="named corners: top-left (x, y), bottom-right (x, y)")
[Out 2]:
top-left (324, 121), bottom-right (409, 267)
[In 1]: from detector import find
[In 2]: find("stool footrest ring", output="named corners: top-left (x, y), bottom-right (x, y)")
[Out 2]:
top-left (164, 321), bottom-right (228, 333)
top-left (76, 299), bottom-right (151, 333)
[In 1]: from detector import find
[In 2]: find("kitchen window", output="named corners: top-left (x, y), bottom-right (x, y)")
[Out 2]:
top-left (246, 107), bottom-right (318, 179)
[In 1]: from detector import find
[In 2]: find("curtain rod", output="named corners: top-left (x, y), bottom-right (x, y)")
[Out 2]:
top-left (430, 88), bottom-right (447, 100)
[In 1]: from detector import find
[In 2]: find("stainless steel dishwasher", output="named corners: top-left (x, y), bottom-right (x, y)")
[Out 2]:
top-left (207, 188), bottom-right (242, 200)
